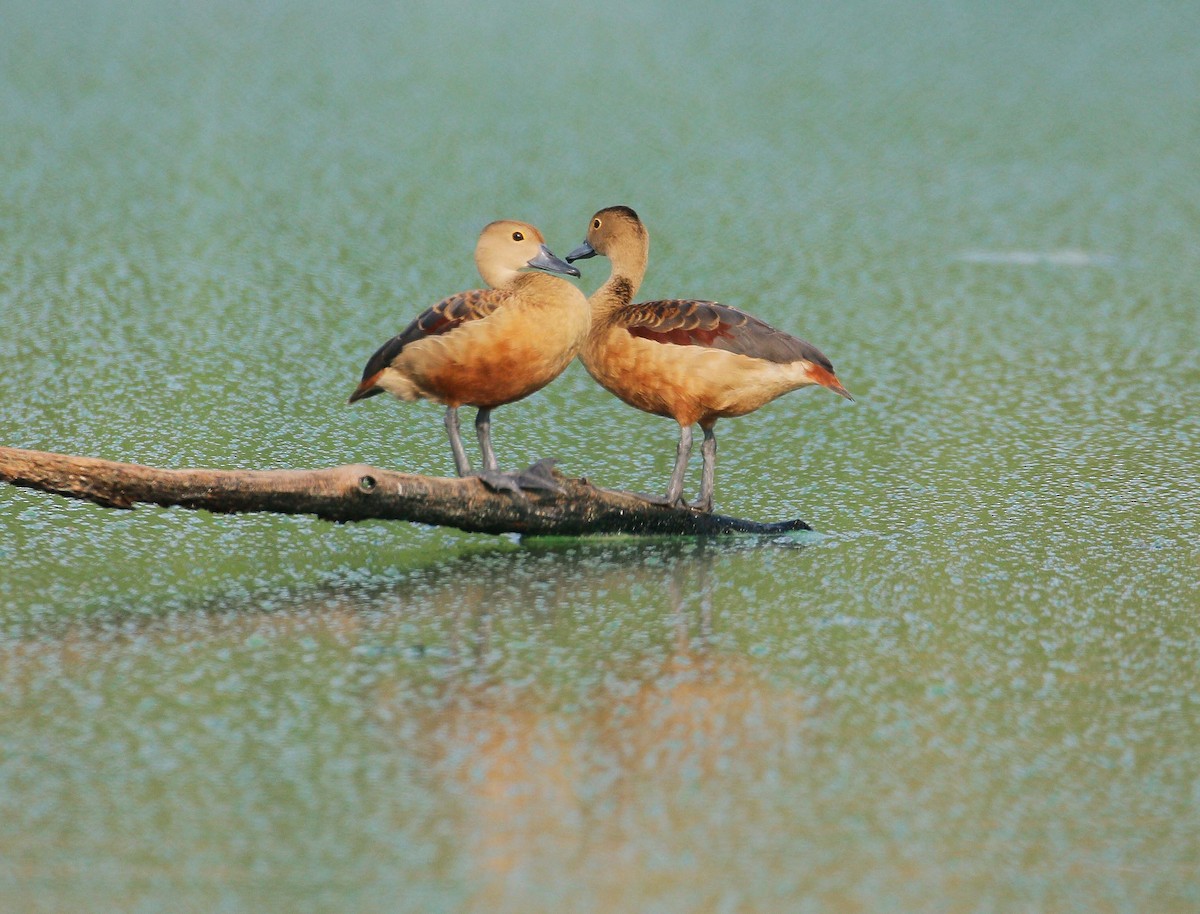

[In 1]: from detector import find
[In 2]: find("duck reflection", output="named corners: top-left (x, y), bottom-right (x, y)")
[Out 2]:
top-left (360, 538), bottom-right (816, 904)
top-left (9, 535), bottom-right (814, 905)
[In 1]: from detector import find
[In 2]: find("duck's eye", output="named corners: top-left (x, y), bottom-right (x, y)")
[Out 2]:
top-left (592, 219), bottom-right (601, 230)
top-left (512, 231), bottom-right (524, 242)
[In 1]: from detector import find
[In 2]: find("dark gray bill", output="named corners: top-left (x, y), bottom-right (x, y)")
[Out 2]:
top-left (565, 240), bottom-right (597, 263)
top-left (526, 244), bottom-right (581, 277)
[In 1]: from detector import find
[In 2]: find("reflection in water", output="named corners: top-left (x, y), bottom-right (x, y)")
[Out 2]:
top-left (7, 517), bottom-right (1199, 911)
top-left (2, 537), bottom-right (830, 911)
top-left (361, 541), bottom-right (817, 910)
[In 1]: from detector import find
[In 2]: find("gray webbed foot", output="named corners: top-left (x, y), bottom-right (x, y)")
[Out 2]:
top-left (512, 458), bottom-right (565, 494)
top-left (471, 469), bottom-right (526, 496)
top-left (635, 492), bottom-right (691, 509)
top-left (470, 459), bottom-right (564, 496)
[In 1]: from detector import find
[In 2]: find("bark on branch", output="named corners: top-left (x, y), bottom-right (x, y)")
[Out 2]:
top-left (0, 447), bottom-right (811, 537)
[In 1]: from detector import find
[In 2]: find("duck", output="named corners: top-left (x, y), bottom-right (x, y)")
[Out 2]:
top-left (565, 205), bottom-right (852, 512)
top-left (349, 220), bottom-right (589, 486)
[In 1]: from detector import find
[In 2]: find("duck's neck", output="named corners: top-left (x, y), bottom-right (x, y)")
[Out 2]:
top-left (479, 263), bottom-right (521, 289)
top-left (592, 244), bottom-right (647, 318)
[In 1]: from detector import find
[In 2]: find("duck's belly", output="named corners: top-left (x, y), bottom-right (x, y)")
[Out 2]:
top-left (398, 307), bottom-right (584, 409)
top-left (583, 330), bottom-right (808, 426)
top-left (418, 344), bottom-right (573, 407)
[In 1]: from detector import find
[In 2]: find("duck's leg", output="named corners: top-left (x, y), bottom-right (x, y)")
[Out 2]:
top-left (444, 406), bottom-right (472, 477)
top-left (475, 407), bottom-right (499, 471)
top-left (695, 424), bottom-right (717, 513)
top-left (665, 424), bottom-right (693, 507)
top-left (465, 408), bottom-right (562, 496)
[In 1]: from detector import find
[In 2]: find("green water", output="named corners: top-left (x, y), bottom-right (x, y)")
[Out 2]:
top-left (2, 0), bottom-right (1199, 910)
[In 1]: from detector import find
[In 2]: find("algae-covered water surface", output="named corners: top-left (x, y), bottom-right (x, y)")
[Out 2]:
top-left (2, 1), bottom-right (1198, 911)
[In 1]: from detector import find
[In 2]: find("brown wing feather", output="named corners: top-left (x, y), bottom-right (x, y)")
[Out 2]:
top-left (350, 289), bottom-right (508, 400)
top-left (620, 299), bottom-right (834, 369)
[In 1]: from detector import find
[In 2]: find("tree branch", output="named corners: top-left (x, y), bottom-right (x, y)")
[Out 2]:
top-left (0, 447), bottom-right (811, 537)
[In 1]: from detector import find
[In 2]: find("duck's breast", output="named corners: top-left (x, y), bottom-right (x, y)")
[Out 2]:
top-left (398, 278), bottom-right (588, 408)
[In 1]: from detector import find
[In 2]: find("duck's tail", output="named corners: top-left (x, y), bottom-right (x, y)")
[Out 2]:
top-left (348, 371), bottom-right (385, 404)
top-left (804, 362), bottom-right (854, 401)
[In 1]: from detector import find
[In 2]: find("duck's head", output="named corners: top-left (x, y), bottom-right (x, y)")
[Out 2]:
top-left (475, 220), bottom-right (580, 288)
top-left (566, 205), bottom-right (647, 264)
